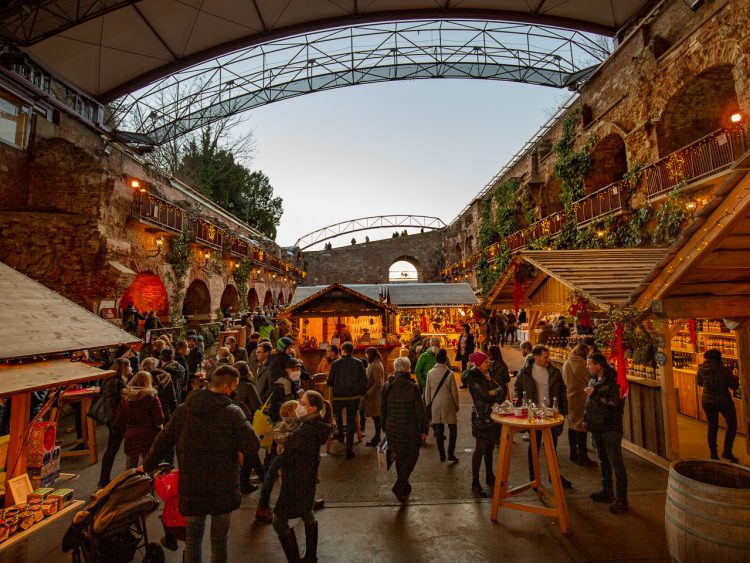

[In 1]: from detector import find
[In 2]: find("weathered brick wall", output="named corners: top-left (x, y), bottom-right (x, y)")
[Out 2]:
top-left (0, 113), bottom-right (295, 315)
top-left (302, 231), bottom-right (445, 285)
top-left (447, 0), bottom-right (750, 272)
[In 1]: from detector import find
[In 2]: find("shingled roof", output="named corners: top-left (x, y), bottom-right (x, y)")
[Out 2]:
top-left (289, 283), bottom-right (478, 308)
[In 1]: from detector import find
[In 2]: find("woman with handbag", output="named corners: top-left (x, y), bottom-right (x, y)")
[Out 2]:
top-left (462, 351), bottom-right (502, 497)
top-left (363, 347), bottom-right (385, 446)
top-left (424, 349), bottom-right (459, 462)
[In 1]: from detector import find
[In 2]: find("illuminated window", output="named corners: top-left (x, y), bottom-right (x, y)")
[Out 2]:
top-left (0, 90), bottom-right (30, 149)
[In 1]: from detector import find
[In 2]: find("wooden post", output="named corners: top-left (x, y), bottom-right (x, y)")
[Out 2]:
top-left (528, 310), bottom-right (542, 344)
top-left (5, 392), bottom-right (31, 507)
top-left (658, 321), bottom-right (680, 460)
top-left (736, 325), bottom-right (750, 454)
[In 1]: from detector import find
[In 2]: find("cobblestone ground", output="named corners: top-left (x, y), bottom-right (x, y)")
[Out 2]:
top-left (30, 344), bottom-right (670, 562)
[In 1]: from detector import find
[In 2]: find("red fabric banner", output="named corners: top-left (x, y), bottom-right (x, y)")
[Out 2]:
top-left (569, 296), bottom-right (592, 329)
top-left (614, 323), bottom-right (629, 399)
top-left (688, 319), bottom-right (697, 348)
top-left (513, 262), bottom-right (524, 315)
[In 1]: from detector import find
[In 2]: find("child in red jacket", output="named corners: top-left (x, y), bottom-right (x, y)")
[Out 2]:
top-left (154, 464), bottom-right (185, 551)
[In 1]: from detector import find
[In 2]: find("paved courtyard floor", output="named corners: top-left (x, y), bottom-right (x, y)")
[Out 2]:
top-left (27, 344), bottom-right (671, 562)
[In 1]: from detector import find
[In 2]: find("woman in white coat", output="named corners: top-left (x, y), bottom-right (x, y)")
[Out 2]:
top-left (424, 349), bottom-right (460, 462)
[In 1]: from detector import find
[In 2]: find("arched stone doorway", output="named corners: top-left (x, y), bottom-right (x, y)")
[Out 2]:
top-left (388, 256), bottom-right (422, 282)
top-left (278, 291), bottom-right (285, 305)
top-left (248, 287), bottom-right (259, 311)
top-left (585, 133), bottom-right (627, 194)
top-left (263, 290), bottom-right (274, 307)
top-left (120, 272), bottom-right (169, 320)
top-left (220, 284), bottom-right (240, 316)
top-left (657, 64), bottom-right (739, 157)
top-left (183, 279), bottom-right (211, 317)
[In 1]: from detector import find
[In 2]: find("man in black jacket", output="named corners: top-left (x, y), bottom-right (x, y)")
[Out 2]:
top-left (186, 335), bottom-right (204, 382)
top-left (514, 344), bottom-right (571, 488)
top-left (585, 353), bottom-right (628, 514)
top-left (327, 341), bottom-right (367, 460)
top-left (160, 347), bottom-right (186, 403)
top-left (144, 365), bottom-right (259, 562)
top-left (382, 356), bottom-right (428, 502)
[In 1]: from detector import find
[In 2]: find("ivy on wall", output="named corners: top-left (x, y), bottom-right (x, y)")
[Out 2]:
top-left (165, 231), bottom-right (192, 330)
top-left (232, 257), bottom-right (253, 313)
top-left (477, 178), bottom-right (522, 293)
top-left (552, 113), bottom-right (596, 210)
top-left (652, 185), bottom-right (687, 246)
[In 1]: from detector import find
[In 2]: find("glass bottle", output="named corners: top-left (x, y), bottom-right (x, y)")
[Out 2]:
top-left (521, 392), bottom-right (528, 417)
top-left (552, 397), bottom-right (560, 415)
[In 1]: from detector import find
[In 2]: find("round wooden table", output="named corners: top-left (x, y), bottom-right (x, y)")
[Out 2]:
top-left (490, 412), bottom-right (569, 534)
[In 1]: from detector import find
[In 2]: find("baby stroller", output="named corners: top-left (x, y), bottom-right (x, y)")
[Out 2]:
top-left (63, 468), bottom-right (164, 563)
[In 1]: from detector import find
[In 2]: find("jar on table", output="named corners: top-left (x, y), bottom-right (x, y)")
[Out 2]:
top-left (28, 500), bottom-right (44, 523)
top-left (42, 498), bottom-right (58, 517)
top-left (0, 519), bottom-right (9, 542)
top-left (19, 511), bottom-right (34, 531)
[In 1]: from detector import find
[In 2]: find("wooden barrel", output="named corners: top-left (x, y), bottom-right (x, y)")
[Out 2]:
top-left (666, 459), bottom-right (750, 562)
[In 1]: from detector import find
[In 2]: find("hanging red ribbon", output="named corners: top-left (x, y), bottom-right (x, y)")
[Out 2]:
top-left (513, 262), bottom-right (524, 315)
top-left (613, 323), bottom-right (629, 399)
top-left (688, 319), bottom-right (697, 348)
top-left (569, 296), bottom-right (592, 329)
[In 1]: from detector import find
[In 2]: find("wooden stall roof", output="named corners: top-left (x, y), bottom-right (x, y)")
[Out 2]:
top-left (487, 248), bottom-right (668, 311)
top-left (632, 156), bottom-right (750, 319)
top-left (0, 261), bottom-right (139, 360)
top-left (280, 283), bottom-right (396, 318)
top-left (0, 360), bottom-right (113, 398)
top-left (290, 283), bottom-right (478, 308)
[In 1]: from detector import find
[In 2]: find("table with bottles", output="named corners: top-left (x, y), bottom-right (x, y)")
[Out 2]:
top-left (489, 398), bottom-right (569, 534)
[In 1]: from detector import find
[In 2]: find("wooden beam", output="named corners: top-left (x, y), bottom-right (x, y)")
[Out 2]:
top-left (737, 325), bottom-right (750, 454)
top-left (659, 322), bottom-right (680, 460)
top-left (699, 250), bottom-right (750, 269)
top-left (5, 392), bottom-right (31, 506)
top-left (670, 282), bottom-right (750, 296)
top-left (654, 296), bottom-right (750, 318)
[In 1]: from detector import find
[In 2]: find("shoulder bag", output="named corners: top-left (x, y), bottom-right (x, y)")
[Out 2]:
top-left (426, 367), bottom-right (451, 423)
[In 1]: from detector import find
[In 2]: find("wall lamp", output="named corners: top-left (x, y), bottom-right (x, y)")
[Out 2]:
top-left (148, 235), bottom-right (165, 257)
top-left (199, 250), bottom-right (214, 273)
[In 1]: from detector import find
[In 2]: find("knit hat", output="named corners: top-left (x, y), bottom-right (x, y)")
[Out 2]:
top-left (469, 351), bottom-right (489, 366)
top-left (277, 336), bottom-right (294, 352)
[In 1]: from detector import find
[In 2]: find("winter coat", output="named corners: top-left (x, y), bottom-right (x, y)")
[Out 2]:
top-left (186, 347), bottom-right (204, 376)
top-left (488, 359), bottom-right (510, 402)
top-left (267, 350), bottom-right (290, 386)
top-left (362, 359), bottom-right (385, 417)
top-left (154, 469), bottom-right (185, 529)
top-left (152, 369), bottom-right (178, 422)
top-left (144, 316), bottom-right (162, 333)
top-left (144, 388), bottom-right (259, 517)
top-left (236, 377), bottom-right (262, 416)
top-left (269, 376), bottom-right (299, 423)
top-left (697, 358), bottom-right (740, 404)
top-left (562, 352), bottom-right (589, 432)
top-left (381, 371), bottom-right (428, 453)
top-left (256, 361), bottom-right (270, 400)
top-left (455, 333), bottom-right (475, 363)
top-left (231, 347), bottom-right (248, 363)
top-left (415, 350), bottom-right (437, 389)
top-left (462, 367), bottom-right (500, 438)
top-left (114, 387), bottom-right (164, 457)
top-left (327, 355), bottom-right (367, 400)
top-left (584, 367), bottom-right (623, 433)
top-left (274, 414), bottom-right (331, 519)
top-left (514, 361), bottom-right (568, 437)
top-left (161, 360), bottom-right (186, 399)
top-left (102, 375), bottom-right (128, 425)
top-left (424, 363), bottom-right (459, 425)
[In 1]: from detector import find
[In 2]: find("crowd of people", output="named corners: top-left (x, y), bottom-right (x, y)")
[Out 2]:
top-left (87, 310), bottom-right (719, 562)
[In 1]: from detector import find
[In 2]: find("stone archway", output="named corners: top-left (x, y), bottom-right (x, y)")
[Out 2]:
top-left (220, 284), bottom-right (240, 316)
top-left (585, 133), bottom-right (627, 194)
top-left (248, 287), bottom-right (259, 311)
top-left (120, 271), bottom-right (169, 320)
top-left (263, 289), bottom-right (274, 307)
top-left (183, 279), bottom-right (211, 316)
top-left (278, 291), bottom-right (285, 305)
top-left (657, 64), bottom-right (739, 157)
top-left (388, 255), bottom-right (422, 283)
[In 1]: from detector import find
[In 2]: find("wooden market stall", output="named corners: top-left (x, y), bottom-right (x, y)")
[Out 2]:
top-left (486, 248), bottom-right (670, 463)
top-left (280, 283), bottom-right (398, 374)
top-left (0, 261), bottom-right (139, 517)
top-left (632, 158), bottom-right (750, 463)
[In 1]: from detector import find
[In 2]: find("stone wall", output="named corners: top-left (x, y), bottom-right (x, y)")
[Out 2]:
top-left (302, 231), bottom-right (445, 285)
top-left (445, 0), bottom-right (750, 278)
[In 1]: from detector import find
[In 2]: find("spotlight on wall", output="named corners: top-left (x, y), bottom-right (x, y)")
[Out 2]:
top-left (130, 179), bottom-right (141, 189)
top-left (199, 250), bottom-right (213, 274)
top-left (730, 112), bottom-right (743, 124)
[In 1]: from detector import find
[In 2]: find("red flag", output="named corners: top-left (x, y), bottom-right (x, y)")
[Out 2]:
top-left (614, 323), bottom-right (629, 399)
top-left (688, 319), bottom-right (697, 348)
top-left (513, 262), bottom-right (524, 315)
top-left (569, 296), bottom-right (591, 329)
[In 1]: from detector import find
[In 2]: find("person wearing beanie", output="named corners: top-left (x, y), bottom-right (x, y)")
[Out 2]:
top-left (461, 351), bottom-right (501, 496)
top-left (268, 336), bottom-right (295, 387)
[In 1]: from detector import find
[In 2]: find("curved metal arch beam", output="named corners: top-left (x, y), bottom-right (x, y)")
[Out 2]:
top-left (295, 215), bottom-right (446, 250)
top-left (100, 9), bottom-right (618, 102)
top-left (112, 21), bottom-right (609, 144)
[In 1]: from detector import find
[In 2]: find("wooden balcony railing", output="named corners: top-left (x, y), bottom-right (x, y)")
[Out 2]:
top-left (192, 219), bottom-right (225, 250)
top-left (131, 192), bottom-right (184, 233)
top-left (644, 128), bottom-right (746, 199)
top-left (225, 236), bottom-right (249, 258)
top-left (441, 126), bottom-right (747, 277)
